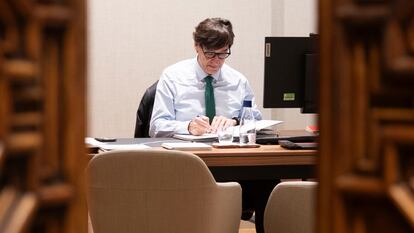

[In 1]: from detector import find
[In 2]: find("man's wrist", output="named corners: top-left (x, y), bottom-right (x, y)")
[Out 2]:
top-left (232, 117), bottom-right (239, 126)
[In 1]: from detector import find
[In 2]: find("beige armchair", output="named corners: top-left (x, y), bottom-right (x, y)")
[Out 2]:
top-left (264, 181), bottom-right (317, 233)
top-left (87, 149), bottom-right (242, 233)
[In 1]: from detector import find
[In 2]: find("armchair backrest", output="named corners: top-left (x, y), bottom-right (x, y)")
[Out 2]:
top-left (134, 81), bottom-right (158, 137)
top-left (264, 181), bottom-right (317, 233)
top-left (87, 149), bottom-right (242, 233)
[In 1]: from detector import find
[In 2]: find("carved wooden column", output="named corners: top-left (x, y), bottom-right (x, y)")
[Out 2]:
top-left (0, 0), bottom-right (87, 232)
top-left (319, 0), bottom-right (414, 232)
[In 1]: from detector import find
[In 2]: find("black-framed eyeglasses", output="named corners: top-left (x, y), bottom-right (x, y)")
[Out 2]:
top-left (202, 48), bottom-right (231, 59)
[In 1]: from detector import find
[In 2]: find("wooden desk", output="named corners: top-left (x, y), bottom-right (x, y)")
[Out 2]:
top-left (183, 145), bottom-right (315, 167)
top-left (88, 138), bottom-right (317, 181)
top-left (158, 145), bottom-right (316, 181)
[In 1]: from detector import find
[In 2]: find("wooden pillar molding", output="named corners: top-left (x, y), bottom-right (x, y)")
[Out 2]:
top-left (318, 0), bottom-right (414, 232)
top-left (0, 0), bottom-right (87, 232)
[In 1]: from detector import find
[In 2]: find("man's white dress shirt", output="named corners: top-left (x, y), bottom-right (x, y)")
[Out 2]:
top-left (149, 57), bottom-right (262, 137)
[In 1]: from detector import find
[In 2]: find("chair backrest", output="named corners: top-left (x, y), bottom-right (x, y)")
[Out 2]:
top-left (87, 149), bottom-right (242, 233)
top-left (134, 81), bottom-right (158, 137)
top-left (264, 181), bottom-right (317, 233)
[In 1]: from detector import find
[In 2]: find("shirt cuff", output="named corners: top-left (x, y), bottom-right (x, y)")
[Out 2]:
top-left (177, 120), bottom-right (192, 134)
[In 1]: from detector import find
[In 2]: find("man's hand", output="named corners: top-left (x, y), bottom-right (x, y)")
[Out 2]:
top-left (210, 116), bottom-right (237, 133)
top-left (188, 115), bottom-right (212, 136)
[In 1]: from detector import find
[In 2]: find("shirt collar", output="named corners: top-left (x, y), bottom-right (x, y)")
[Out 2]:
top-left (194, 56), bottom-right (221, 82)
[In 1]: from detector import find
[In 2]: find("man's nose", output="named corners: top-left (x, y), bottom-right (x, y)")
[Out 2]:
top-left (211, 55), bottom-right (222, 63)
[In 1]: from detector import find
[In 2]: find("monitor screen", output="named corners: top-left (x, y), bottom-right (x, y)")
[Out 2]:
top-left (263, 35), bottom-right (319, 113)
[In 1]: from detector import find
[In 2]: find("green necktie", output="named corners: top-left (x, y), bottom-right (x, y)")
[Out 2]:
top-left (204, 76), bottom-right (216, 123)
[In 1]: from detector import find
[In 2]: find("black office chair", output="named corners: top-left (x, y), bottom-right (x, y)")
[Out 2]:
top-left (134, 80), bottom-right (158, 137)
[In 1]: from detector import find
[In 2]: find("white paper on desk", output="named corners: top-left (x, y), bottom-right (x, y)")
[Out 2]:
top-left (100, 144), bottom-right (150, 150)
top-left (85, 137), bottom-right (150, 150)
top-left (85, 137), bottom-right (105, 147)
top-left (173, 120), bottom-right (283, 140)
top-left (173, 133), bottom-right (217, 141)
top-left (162, 142), bottom-right (212, 151)
top-left (255, 120), bottom-right (283, 130)
top-left (233, 120), bottom-right (283, 135)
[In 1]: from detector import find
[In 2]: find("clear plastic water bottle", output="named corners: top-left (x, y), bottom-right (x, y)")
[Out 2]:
top-left (239, 100), bottom-right (256, 145)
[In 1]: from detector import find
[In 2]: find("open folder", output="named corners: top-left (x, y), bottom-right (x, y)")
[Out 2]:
top-left (173, 119), bottom-right (282, 142)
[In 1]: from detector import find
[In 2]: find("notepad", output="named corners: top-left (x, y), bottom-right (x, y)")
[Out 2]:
top-left (161, 142), bottom-right (212, 151)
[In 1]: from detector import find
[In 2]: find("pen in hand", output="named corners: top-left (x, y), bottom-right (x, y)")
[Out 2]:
top-left (194, 115), bottom-right (212, 134)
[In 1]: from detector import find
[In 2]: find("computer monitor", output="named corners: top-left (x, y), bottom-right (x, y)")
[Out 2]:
top-left (263, 34), bottom-right (319, 113)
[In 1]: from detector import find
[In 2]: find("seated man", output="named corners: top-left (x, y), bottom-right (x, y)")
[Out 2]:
top-left (149, 17), bottom-right (278, 233)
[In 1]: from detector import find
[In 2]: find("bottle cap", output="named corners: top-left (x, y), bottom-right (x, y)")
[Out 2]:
top-left (243, 100), bottom-right (252, 107)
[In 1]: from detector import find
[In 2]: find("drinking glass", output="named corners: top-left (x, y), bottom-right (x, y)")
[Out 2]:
top-left (218, 126), bottom-right (234, 144)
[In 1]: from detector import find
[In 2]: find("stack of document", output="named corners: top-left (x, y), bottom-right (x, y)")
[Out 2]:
top-left (173, 119), bottom-right (282, 141)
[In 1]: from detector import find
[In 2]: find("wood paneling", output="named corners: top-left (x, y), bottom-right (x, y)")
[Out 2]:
top-left (0, 0), bottom-right (87, 232)
top-left (318, 0), bottom-right (414, 232)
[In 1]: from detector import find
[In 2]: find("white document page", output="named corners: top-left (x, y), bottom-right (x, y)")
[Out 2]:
top-left (233, 120), bottom-right (283, 136)
top-left (99, 144), bottom-right (150, 150)
top-left (85, 137), bottom-right (150, 150)
top-left (161, 142), bottom-right (212, 151)
top-left (255, 120), bottom-right (283, 130)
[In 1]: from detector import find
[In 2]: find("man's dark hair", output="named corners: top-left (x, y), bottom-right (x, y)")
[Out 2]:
top-left (193, 18), bottom-right (235, 50)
